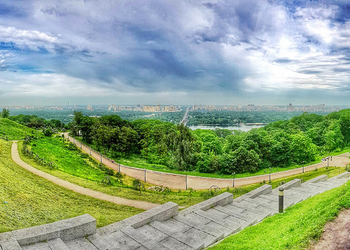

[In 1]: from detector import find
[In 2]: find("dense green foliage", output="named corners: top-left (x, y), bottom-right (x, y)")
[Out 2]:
top-left (0, 139), bottom-right (143, 233)
top-left (70, 109), bottom-right (350, 175)
top-left (0, 118), bottom-right (35, 140)
top-left (209, 181), bottom-right (350, 250)
top-left (9, 114), bottom-right (66, 130)
top-left (1, 109), bottom-right (9, 118)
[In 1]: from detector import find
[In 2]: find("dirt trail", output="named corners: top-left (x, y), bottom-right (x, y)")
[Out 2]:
top-left (309, 209), bottom-right (350, 250)
top-left (11, 141), bottom-right (159, 210)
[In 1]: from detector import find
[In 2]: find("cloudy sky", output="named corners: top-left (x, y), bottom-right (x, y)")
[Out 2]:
top-left (0, 0), bottom-right (350, 105)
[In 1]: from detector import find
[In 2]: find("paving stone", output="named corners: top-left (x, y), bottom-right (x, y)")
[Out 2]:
top-left (22, 242), bottom-right (50, 250)
top-left (229, 202), bottom-right (272, 219)
top-left (239, 199), bottom-right (278, 215)
top-left (174, 215), bottom-right (225, 239)
top-left (136, 224), bottom-right (168, 243)
top-left (160, 219), bottom-right (191, 233)
top-left (134, 247), bottom-right (148, 250)
top-left (0, 241), bottom-right (22, 250)
top-left (159, 237), bottom-right (193, 250)
top-left (105, 230), bottom-right (142, 250)
top-left (65, 238), bottom-right (98, 250)
top-left (184, 227), bottom-right (217, 247)
top-left (150, 221), bottom-right (204, 250)
top-left (258, 194), bottom-right (278, 202)
top-left (250, 197), bottom-right (278, 207)
top-left (307, 183), bottom-right (333, 191)
top-left (201, 208), bottom-right (252, 229)
top-left (47, 238), bottom-right (70, 250)
top-left (214, 205), bottom-right (258, 226)
top-left (246, 198), bottom-right (278, 211)
top-left (193, 210), bottom-right (241, 236)
top-left (121, 226), bottom-right (171, 250)
top-left (183, 213), bottom-right (211, 225)
top-left (287, 186), bottom-right (319, 196)
top-left (87, 233), bottom-right (114, 250)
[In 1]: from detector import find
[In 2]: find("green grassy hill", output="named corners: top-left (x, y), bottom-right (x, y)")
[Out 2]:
top-left (0, 118), bottom-right (34, 140)
top-left (0, 139), bottom-right (143, 233)
top-left (209, 181), bottom-right (350, 250)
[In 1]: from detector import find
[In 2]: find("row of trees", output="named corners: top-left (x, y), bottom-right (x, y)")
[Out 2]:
top-left (70, 110), bottom-right (350, 174)
top-left (9, 114), bottom-right (66, 130)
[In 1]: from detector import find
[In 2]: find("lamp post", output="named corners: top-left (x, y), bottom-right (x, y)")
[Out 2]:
top-left (269, 167), bottom-right (271, 183)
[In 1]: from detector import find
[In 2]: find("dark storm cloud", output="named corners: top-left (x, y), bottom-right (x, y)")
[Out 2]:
top-left (0, 0), bottom-right (349, 105)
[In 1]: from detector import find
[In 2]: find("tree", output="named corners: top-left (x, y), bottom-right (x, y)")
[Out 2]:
top-left (231, 147), bottom-right (261, 173)
top-left (1, 109), bottom-right (9, 118)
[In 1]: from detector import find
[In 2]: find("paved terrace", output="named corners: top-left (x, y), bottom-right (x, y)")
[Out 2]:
top-left (1, 172), bottom-right (350, 250)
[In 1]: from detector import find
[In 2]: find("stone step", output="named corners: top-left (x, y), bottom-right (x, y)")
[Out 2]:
top-left (65, 238), bottom-right (98, 250)
top-left (307, 183), bottom-right (335, 190)
top-left (22, 242), bottom-right (50, 250)
top-left (0, 241), bottom-right (22, 250)
top-left (250, 197), bottom-right (278, 207)
top-left (245, 198), bottom-right (278, 213)
top-left (331, 172), bottom-right (350, 179)
top-left (240, 199), bottom-right (278, 215)
top-left (150, 221), bottom-right (207, 249)
top-left (158, 237), bottom-right (194, 250)
top-left (48, 238), bottom-right (70, 250)
top-left (214, 206), bottom-right (258, 226)
top-left (222, 203), bottom-right (269, 222)
top-left (230, 202), bottom-right (273, 219)
top-left (288, 186), bottom-right (320, 196)
top-left (284, 195), bottom-right (304, 208)
top-left (193, 210), bottom-right (241, 237)
top-left (258, 193), bottom-right (278, 202)
top-left (121, 226), bottom-right (172, 250)
top-left (202, 208), bottom-right (253, 229)
top-left (174, 215), bottom-right (225, 240)
top-left (22, 239), bottom-right (69, 250)
top-left (87, 233), bottom-right (115, 250)
top-left (136, 224), bottom-right (169, 243)
top-left (103, 230), bottom-right (144, 250)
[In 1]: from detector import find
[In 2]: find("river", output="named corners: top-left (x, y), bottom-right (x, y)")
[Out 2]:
top-left (189, 124), bottom-right (265, 132)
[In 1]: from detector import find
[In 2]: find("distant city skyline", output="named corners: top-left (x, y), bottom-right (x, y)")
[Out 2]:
top-left (0, 1), bottom-right (350, 105)
top-left (2, 103), bottom-right (349, 113)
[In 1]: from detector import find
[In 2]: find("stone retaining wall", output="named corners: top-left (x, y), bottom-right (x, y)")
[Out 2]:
top-left (0, 214), bottom-right (96, 248)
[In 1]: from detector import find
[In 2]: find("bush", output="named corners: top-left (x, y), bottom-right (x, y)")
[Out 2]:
top-left (44, 129), bottom-right (53, 137)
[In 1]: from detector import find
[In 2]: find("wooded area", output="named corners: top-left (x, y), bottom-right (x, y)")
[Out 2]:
top-left (68, 109), bottom-right (350, 174)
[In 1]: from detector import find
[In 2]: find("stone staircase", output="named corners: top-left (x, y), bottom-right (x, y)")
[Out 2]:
top-left (1, 172), bottom-right (349, 250)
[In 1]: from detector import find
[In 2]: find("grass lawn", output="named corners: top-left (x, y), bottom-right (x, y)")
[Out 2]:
top-left (20, 137), bottom-right (207, 207)
top-left (0, 118), bottom-right (35, 140)
top-left (74, 136), bottom-right (350, 179)
top-left (0, 139), bottom-right (143, 233)
top-left (209, 180), bottom-right (350, 250)
top-left (20, 136), bottom-right (345, 209)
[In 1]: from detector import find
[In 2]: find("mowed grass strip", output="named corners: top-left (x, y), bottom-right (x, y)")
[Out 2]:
top-left (21, 138), bottom-right (206, 206)
top-left (0, 118), bottom-right (34, 140)
top-left (209, 180), bottom-right (350, 250)
top-left (0, 139), bottom-right (143, 233)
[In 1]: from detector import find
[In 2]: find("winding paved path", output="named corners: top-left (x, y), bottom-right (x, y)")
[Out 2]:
top-left (63, 133), bottom-right (350, 190)
top-left (11, 141), bottom-right (159, 210)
